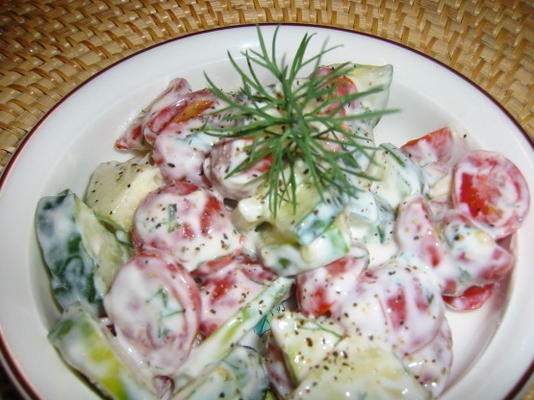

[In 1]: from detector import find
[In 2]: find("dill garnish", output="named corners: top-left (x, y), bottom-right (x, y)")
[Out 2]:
top-left (204, 26), bottom-right (396, 215)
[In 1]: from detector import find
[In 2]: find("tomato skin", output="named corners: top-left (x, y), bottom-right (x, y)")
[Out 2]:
top-left (132, 183), bottom-right (243, 270)
top-left (104, 253), bottom-right (201, 375)
top-left (204, 138), bottom-right (273, 200)
top-left (396, 196), bottom-right (447, 269)
top-left (193, 254), bottom-right (275, 337)
top-left (443, 283), bottom-right (495, 311)
top-left (401, 127), bottom-right (453, 166)
top-left (437, 210), bottom-right (514, 296)
top-left (146, 90), bottom-right (213, 133)
top-left (452, 150), bottom-right (530, 239)
top-left (144, 89), bottom-right (215, 145)
top-left (296, 247), bottom-right (368, 318)
top-left (114, 80), bottom-right (219, 151)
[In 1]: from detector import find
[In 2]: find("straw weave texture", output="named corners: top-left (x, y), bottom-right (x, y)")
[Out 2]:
top-left (0, 0), bottom-right (533, 398)
top-left (0, 0), bottom-right (533, 172)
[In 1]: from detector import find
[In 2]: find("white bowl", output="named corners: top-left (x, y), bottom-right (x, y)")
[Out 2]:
top-left (0, 25), bottom-right (532, 400)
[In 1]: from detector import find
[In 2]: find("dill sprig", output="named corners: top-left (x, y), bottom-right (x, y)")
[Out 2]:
top-left (204, 25), bottom-right (395, 215)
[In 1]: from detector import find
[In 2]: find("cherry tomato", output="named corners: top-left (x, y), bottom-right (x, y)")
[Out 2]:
top-left (313, 66), bottom-right (358, 115)
top-left (153, 131), bottom-right (209, 187)
top-left (133, 183), bottom-right (243, 270)
top-left (402, 319), bottom-right (452, 398)
top-left (437, 210), bottom-right (513, 296)
top-left (204, 138), bottom-right (273, 200)
top-left (396, 196), bottom-right (446, 269)
top-left (193, 254), bottom-right (276, 337)
top-left (443, 283), bottom-right (495, 311)
top-left (296, 246), bottom-right (369, 318)
top-left (144, 89), bottom-right (216, 145)
top-left (104, 253), bottom-right (201, 375)
top-left (115, 124), bottom-right (146, 151)
top-left (115, 78), bottom-right (191, 151)
top-left (369, 265), bottom-right (444, 355)
top-left (401, 127), bottom-right (453, 166)
top-left (453, 150), bottom-right (530, 239)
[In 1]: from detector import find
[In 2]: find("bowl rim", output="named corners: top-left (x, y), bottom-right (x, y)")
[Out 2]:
top-left (0, 23), bottom-right (532, 400)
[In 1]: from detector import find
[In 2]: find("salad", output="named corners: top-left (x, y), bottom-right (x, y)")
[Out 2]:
top-left (34, 27), bottom-right (530, 400)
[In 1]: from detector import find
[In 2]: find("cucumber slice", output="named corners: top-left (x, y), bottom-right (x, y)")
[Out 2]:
top-left (290, 192), bottom-right (346, 246)
top-left (35, 190), bottom-right (132, 314)
top-left (259, 215), bottom-right (350, 276)
top-left (180, 345), bottom-right (269, 400)
top-left (269, 312), bottom-right (343, 384)
top-left (173, 276), bottom-right (293, 395)
top-left (324, 63), bottom-right (393, 171)
top-left (346, 63), bottom-right (393, 128)
top-left (233, 163), bottom-right (346, 246)
top-left (367, 143), bottom-right (427, 210)
top-left (347, 192), bottom-right (397, 267)
top-left (263, 390), bottom-right (277, 400)
top-left (86, 155), bottom-right (164, 232)
top-left (48, 304), bottom-right (157, 400)
top-left (288, 335), bottom-right (430, 400)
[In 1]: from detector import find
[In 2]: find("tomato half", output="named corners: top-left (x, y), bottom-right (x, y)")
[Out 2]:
top-left (453, 150), bottom-right (530, 239)
top-left (296, 249), bottom-right (368, 318)
top-left (396, 196), bottom-right (446, 269)
top-left (193, 254), bottom-right (275, 336)
top-left (401, 127), bottom-right (453, 166)
top-left (104, 253), bottom-right (201, 375)
top-left (132, 183), bottom-right (243, 270)
top-left (443, 283), bottom-right (495, 311)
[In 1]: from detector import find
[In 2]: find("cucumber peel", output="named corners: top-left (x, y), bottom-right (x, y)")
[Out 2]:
top-left (181, 345), bottom-right (269, 400)
top-left (172, 276), bottom-right (293, 397)
top-left (48, 304), bottom-right (157, 400)
top-left (35, 190), bottom-right (132, 314)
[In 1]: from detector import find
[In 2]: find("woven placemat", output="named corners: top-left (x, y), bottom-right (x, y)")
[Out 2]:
top-left (0, 0), bottom-right (532, 399)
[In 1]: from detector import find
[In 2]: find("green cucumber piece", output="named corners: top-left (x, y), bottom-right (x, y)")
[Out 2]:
top-left (347, 192), bottom-right (395, 245)
top-left (367, 143), bottom-right (426, 210)
top-left (290, 192), bottom-right (346, 246)
top-left (181, 345), bottom-right (269, 400)
top-left (259, 215), bottom-right (350, 276)
top-left (234, 163), bottom-right (346, 246)
top-left (48, 304), bottom-right (156, 400)
top-left (36, 190), bottom-right (132, 314)
top-left (263, 390), bottom-right (277, 400)
top-left (346, 63), bottom-right (393, 128)
top-left (86, 155), bottom-right (163, 232)
top-left (269, 312), bottom-right (343, 384)
top-left (288, 335), bottom-right (430, 400)
top-left (173, 276), bottom-right (293, 395)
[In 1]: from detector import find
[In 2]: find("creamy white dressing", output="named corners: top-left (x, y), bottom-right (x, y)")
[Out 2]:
top-left (368, 144), bottom-right (427, 210)
top-left (403, 319), bottom-right (453, 398)
top-left (347, 192), bottom-right (398, 267)
top-left (153, 132), bottom-right (207, 186)
top-left (204, 138), bottom-right (266, 200)
top-left (133, 186), bottom-right (242, 270)
top-left (104, 254), bottom-right (200, 377)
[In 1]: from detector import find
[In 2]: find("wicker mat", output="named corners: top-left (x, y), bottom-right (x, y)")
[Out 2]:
top-left (0, 0), bottom-right (532, 398)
